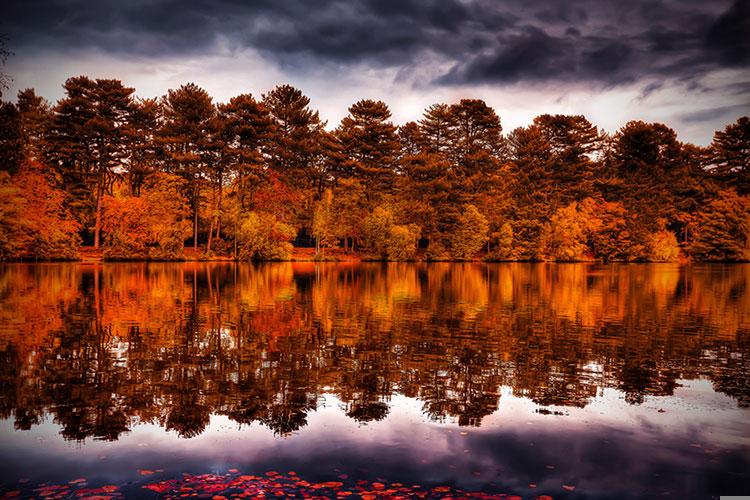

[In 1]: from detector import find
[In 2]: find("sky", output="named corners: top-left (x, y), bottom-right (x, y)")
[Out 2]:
top-left (1, 0), bottom-right (749, 145)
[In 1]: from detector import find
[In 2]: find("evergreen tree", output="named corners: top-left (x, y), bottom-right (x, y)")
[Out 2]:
top-left (126, 98), bottom-right (160, 195)
top-left (262, 85), bottom-right (325, 187)
top-left (610, 121), bottom-right (683, 230)
top-left (46, 76), bottom-right (135, 248)
top-left (711, 116), bottom-right (750, 195)
top-left (507, 124), bottom-right (554, 259)
top-left (16, 88), bottom-right (50, 162)
top-left (263, 85), bottom-right (331, 237)
top-left (419, 103), bottom-right (453, 155)
top-left (159, 83), bottom-right (215, 251)
top-left (0, 100), bottom-right (22, 174)
top-left (399, 152), bottom-right (450, 246)
top-left (532, 114), bottom-right (601, 204)
top-left (337, 99), bottom-right (399, 199)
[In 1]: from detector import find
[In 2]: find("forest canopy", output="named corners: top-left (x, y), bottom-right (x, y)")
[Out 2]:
top-left (0, 77), bottom-right (748, 262)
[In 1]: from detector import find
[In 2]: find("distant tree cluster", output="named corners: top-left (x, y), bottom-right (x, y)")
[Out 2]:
top-left (0, 76), bottom-right (748, 261)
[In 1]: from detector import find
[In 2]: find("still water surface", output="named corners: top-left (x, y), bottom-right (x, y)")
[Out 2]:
top-left (0, 262), bottom-right (748, 498)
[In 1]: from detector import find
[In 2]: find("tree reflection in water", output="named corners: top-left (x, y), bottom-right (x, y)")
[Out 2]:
top-left (0, 262), bottom-right (747, 440)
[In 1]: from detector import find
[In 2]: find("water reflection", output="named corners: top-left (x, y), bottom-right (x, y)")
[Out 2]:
top-left (0, 262), bottom-right (748, 441)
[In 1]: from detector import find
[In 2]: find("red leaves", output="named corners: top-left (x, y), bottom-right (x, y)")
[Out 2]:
top-left (8, 469), bottom-right (531, 499)
top-left (310, 481), bottom-right (344, 490)
top-left (134, 470), bottom-right (524, 498)
top-left (28, 482), bottom-right (122, 500)
top-left (143, 481), bottom-right (176, 494)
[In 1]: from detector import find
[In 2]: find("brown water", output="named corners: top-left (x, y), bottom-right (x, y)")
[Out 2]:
top-left (0, 262), bottom-right (748, 498)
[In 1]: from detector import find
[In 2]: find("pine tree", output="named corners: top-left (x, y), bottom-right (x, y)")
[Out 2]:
top-left (159, 83), bottom-right (215, 251)
top-left (0, 100), bottom-right (22, 174)
top-left (262, 84), bottom-right (326, 191)
top-left (532, 114), bottom-right (601, 204)
top-left (610, 121), bottom-right (683, 230)
top-left (16, 88), bottom-right (51, 162)
top-left (46, 76), bottom-right (135, 248)
top-left (336, 99), bottom-right (399, 199)
top-left (419, 103), bottom-right (453, 155)
top-left (711, 116), bottom-right (750, 195)
top-left (399, 152), bottom-right (450, 246)
top-left (448, 99), bottom-right (503, 186)
top-left (263, 84), bottom-right (331, 237)
top-left (507, 125), bottom-right (554, 259)
top-left (126, 98), bottom-right (160, 195)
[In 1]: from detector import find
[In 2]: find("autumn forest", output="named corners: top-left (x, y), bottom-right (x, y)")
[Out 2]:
top-left (0, 77), bottom-right (749, 262)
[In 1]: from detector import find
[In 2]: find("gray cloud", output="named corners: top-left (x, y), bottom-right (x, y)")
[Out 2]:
top-left (2, 0), bottom-right (748, 146)
top-left (3, 0), bottom-right (746, 87)
top-left (680, 104), bottom-right (750, 123)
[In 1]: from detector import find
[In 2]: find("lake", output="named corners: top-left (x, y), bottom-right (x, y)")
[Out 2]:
top-left (0, 262), bottom-right (748, 499)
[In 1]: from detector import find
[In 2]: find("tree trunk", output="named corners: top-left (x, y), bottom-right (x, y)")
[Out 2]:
top-left (234, 217), bottom-right (238, 260)
top-left (216, 181), bottom-right (222, 240)
top-left (94, 177), bottom-right (103, 249)
top-left (193, 182), bottom-right (199, 252)
top-left (207, 184), bottom-right (216, 255)
top-left (207, 217), bottom-right (214, 255)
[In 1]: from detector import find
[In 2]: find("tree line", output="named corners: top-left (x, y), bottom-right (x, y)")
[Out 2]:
top-left (0, 76), bottom-right (748, 261)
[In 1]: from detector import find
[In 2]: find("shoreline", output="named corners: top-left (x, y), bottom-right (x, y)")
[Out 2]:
top-left (2, 245), bottom-right (748, 264)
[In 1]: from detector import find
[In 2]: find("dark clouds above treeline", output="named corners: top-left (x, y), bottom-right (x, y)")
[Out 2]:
top-left (3, 0), bottom-right (748, 88)
top-left (2, 0), bottom-right (749, 146)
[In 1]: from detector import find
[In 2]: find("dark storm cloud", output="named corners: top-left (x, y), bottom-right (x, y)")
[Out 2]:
top-left (680, 104), bottom-right (750, 123)
top-left (1, 0), bottom-right (748, 88)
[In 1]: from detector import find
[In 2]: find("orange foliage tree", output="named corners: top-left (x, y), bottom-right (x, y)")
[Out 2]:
top-left (0, 162), bottom-right (80, 260)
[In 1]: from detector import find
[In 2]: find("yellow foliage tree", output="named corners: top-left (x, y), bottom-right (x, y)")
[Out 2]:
top-left (448, 204), bottom-right (489, 260)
